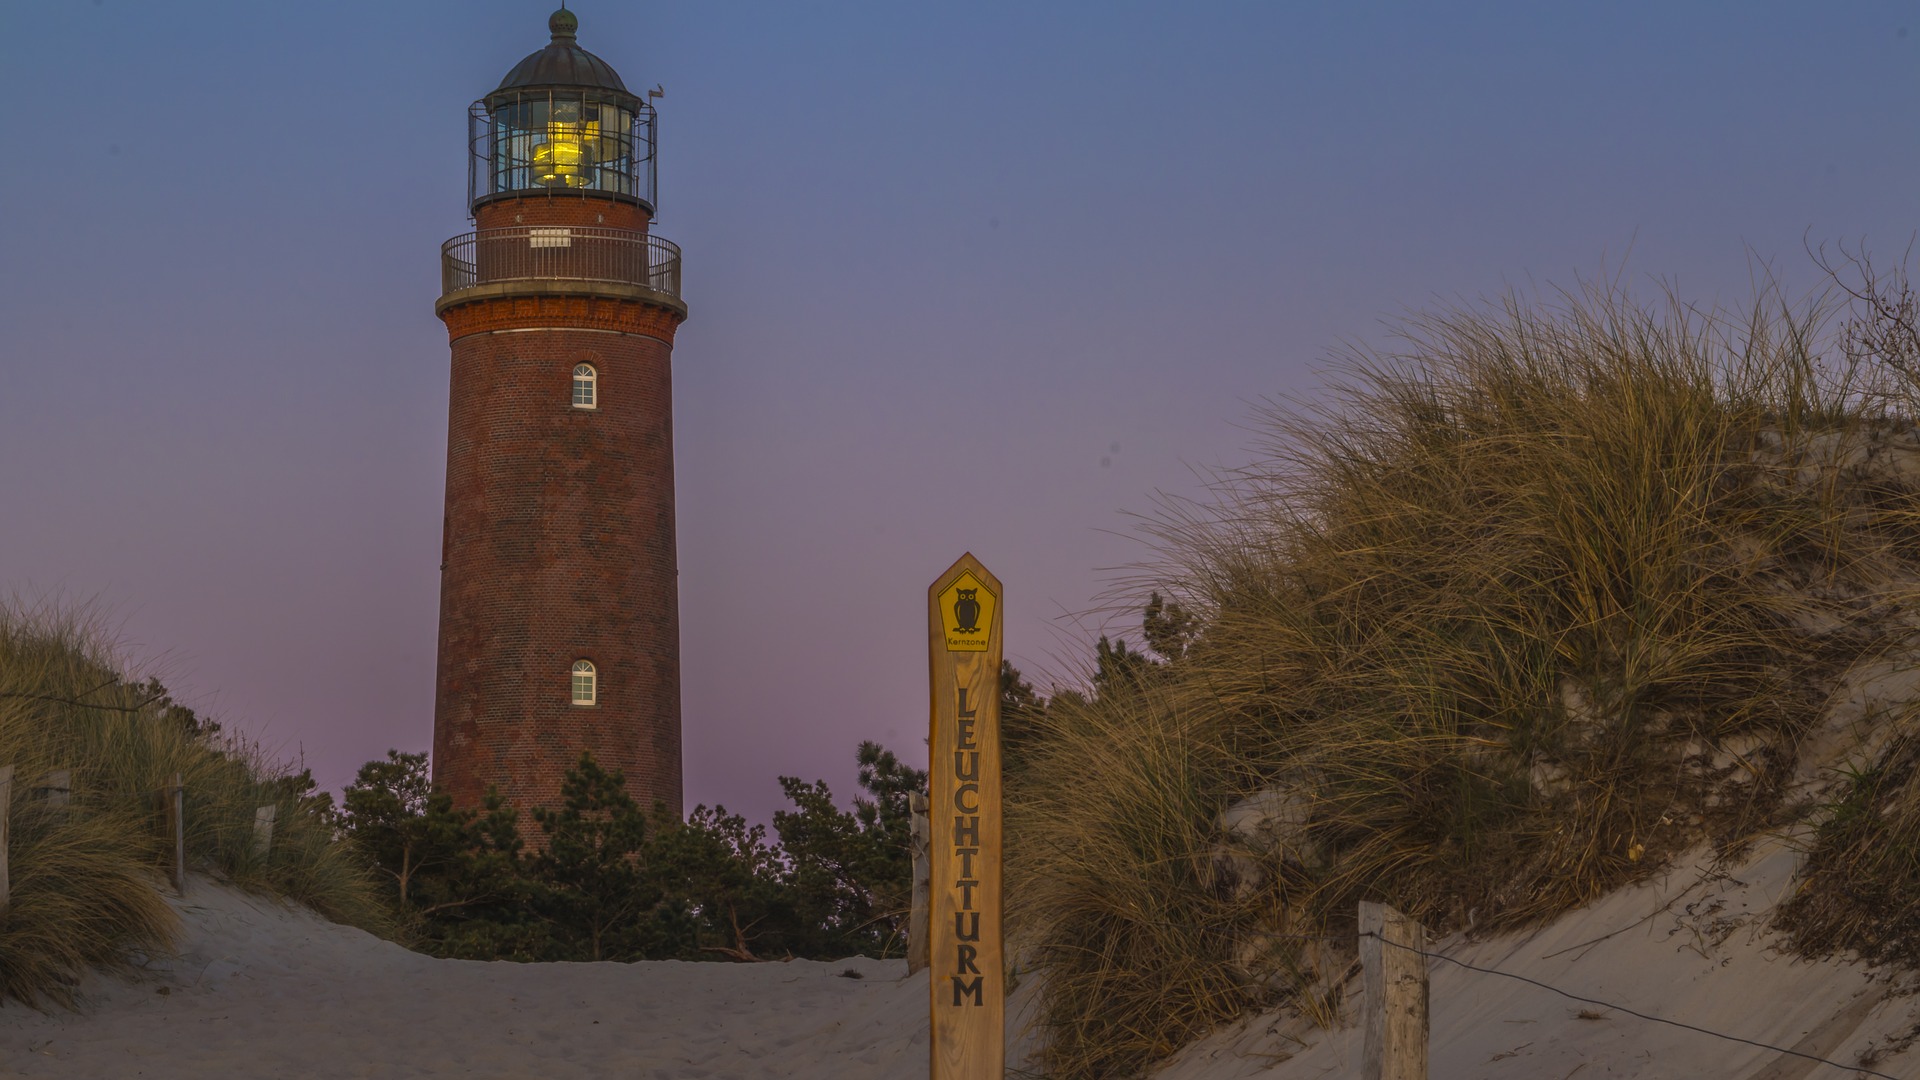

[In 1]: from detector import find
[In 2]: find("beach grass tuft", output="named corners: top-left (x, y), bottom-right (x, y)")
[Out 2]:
top-left (0, 602), bottom-right (387, 1007)
top-left (1778, 714), bottom-right (1920, 968)
top-left (1011, 282), bottom-right (1920, 1079)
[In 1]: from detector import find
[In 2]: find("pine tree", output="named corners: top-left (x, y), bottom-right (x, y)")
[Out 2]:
top-left (530, 752), bottom-right (656, 961)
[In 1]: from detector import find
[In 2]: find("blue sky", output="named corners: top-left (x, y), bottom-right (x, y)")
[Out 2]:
top-left (2, 1), bottom-right (1916, 822)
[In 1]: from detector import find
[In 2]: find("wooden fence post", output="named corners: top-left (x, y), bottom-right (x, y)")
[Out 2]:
top-left (39, 768), bottom-right (70, 810)
top-left (0, 765), bottom-right (12, 919)
top-left (908, 791), bottom-right (931, 974)
top-left (167, 773), bottom-right (186, 894)
top-left (252, 804), bottom-right (277, 858)
top-left (1360, 901), bottom-right (1429, 1080)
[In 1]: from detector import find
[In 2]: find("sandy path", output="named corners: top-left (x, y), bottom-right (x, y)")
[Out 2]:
top-left (0, 884), bottom-right (932, 1079)
top-left (8, 841), bottom-right (1920, 1079)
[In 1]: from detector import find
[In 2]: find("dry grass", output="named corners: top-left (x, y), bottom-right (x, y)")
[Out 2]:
top-left (1011, 284), bottom-right (1920, 1079)
top-left (1010, 687), bottom-right (1261, 1071)
top-left (1778, 710), bottom-right (1920, 967)
top-left (0, 602), bottom-right (387, 1006)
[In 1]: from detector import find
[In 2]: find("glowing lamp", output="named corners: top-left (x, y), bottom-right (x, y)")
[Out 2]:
top-left (533, 119), bottom-right (600, 187)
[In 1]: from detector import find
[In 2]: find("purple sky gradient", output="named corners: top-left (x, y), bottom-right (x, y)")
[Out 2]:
top-left (3, 1), bottom-right (1917, 824)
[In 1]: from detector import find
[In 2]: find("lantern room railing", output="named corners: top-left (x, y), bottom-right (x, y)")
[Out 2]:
top-left (440, 227), bottom-right (682, 301)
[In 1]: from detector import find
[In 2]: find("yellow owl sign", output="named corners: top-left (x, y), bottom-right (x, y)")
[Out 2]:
top-left (937, 571), bottom-right (997, 653)
top-left (928, 553), bottom-right (1004, 1079)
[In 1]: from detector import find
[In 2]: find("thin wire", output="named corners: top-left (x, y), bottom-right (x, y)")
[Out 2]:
top-left (1363, 931), bottom-right (1905, 1080)
top-left (1060, 915), bottom-right (1906, 1077)
top-left (0, 684), bottom-right (164, 714)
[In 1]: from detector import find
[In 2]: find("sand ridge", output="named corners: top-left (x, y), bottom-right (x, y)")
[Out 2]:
top-left (7, 845), bottom-right (1920, 1078)
top-left (1156, 840), bottom-right (1920, 1079)
top-left (0, 883), bottom-right (931, 1079)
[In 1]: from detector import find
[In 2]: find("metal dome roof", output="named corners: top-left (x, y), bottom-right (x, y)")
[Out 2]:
top-left (492, 8), bottom-right (635, 103)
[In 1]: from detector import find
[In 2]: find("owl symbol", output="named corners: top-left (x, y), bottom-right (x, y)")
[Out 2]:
top-left (953, 588), bottom-right (982, 633)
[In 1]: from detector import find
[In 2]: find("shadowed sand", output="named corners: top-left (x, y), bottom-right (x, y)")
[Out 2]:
top-left (7, 845), bottom-right (1920, 1079)
top-left (1152, 840), bottom-right (1920, 1079)
top-left (0, 883), bottom-right (935, 1079)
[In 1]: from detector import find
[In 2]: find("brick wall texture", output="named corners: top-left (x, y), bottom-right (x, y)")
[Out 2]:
top-left (433, 194), bottom-right (685, 823)
top-left (474, 195), bottom-right (652, 233)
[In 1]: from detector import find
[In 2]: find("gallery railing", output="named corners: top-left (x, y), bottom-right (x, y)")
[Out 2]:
top-left (440, 228), bottom-right (681, 300)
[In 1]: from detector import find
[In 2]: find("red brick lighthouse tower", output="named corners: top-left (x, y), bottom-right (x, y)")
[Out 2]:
top-left (432, 8), bottom-right (687, 818)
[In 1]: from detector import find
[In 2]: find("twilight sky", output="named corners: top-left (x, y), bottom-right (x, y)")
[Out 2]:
top-left (2, 1), bottom-right (1917, 824)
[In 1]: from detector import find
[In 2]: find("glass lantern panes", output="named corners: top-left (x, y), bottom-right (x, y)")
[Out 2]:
top-left (470, 91), bottom-right (656, 211)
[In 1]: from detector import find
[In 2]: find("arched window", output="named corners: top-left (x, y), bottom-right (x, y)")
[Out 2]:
top-left (572, 364), bottom-right (598, 409)
top-left (570, 659), bottom-right (597, 705)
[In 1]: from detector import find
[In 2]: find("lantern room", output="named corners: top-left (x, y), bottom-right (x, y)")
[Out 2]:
top-left (467, 8), bottom-right (656, 214)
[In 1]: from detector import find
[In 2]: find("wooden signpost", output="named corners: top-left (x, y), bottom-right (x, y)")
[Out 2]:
top-left (928, 553), bottom-right (1004, 1080)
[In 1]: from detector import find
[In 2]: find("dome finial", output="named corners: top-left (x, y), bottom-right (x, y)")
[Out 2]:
top-left (549, 6), bottom-right (579, 43)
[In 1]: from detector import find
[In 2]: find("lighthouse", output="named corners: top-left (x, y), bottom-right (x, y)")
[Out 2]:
top-left (431, 8), bottom-right (687, 819)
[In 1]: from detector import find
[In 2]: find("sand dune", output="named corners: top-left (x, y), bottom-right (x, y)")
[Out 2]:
top-left (0, 883), bottom-right (934, 1079)
top-left (1158, 839), bottom-right (1920, 1080)
top-left (6, 841), bottom-right (1917, 1079)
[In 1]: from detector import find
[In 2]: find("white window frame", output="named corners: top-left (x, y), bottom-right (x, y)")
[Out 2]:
top-left (572, 363), bottom-right (598, 410)
top-left (571, 659), bottom-right (597, 706)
